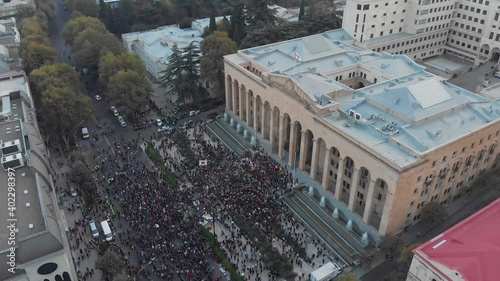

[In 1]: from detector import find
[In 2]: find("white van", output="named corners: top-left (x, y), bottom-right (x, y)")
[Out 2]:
top-left (310, 262), bottom-right (342, 281)
top-left (88, 220), bottom-right (99, 238)
top-left (100, 220), bottom-right (113, 241)
top-left (81, 127), bottom-right (89, 139)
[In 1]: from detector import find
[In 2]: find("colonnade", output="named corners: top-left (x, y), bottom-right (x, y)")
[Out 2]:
top-left (225, 76), bottom-right (390, 230)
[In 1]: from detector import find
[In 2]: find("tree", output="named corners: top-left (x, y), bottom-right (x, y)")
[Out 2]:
top-left (209, 14), bottom-right (217, 33)
top-left (69, 161), bottom-right (92, 185)
top-left (240, 21), bottom-right (310, 48)
top-left (39, 86), bottom-right (92, 145)
top-left (71, 0), bottom-right (99, 17)
top-left (200, 31), bottom-right (237, 95)
top-left (379, 236), bottom-right (404, 256)
top-left (98, 52), bottom-right (146, 89)
top-left (302, 0), bottom-right (342, 33)
top-left (30, 63), bottom-right (80, 98)
top-left (72, 28), bottom-right (122, 69)
top-left (398, 243), bottom-right (420, 268)
top-left (298, 0), bottom-right (305, 20)
top-left (421, 202), bottom-right (448, 226)
top-left (160, 43), bottom-right (185, 104)
top-left (15, 4), bottom-right (36, 23)
top-left (95, 248), bottom-right (126, 280)
top-left (63, 16), bottom-right (108, 46)
top-left (107, 70), bottom-right (152, 120)
top-left (181, 42), bottom-right (201, 103)
top-left (21, 41), bottom-right (57, 74)
top-left (337, 273), bottom-right (360, 281)
top-left (245, 0), bottom-right (277, 30)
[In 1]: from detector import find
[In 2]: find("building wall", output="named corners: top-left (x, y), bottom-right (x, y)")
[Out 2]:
top-left (406, 255), bottom-right (451, 281)
top-left (343, 0), bottom-right (500, 63)
top-left (224, 57), bottom-right (500, 236)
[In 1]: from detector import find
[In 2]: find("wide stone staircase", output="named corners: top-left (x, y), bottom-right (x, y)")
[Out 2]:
top-left (285, 191), bottom-right (375, 264)
top-left (205, 117), bottom-right (252, 156)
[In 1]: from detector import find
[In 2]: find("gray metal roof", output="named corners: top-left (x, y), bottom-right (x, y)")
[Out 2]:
top-left (227, 28), bottom-right (500, 168)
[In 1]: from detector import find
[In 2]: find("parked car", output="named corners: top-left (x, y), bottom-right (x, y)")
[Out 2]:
top-left (207, 112), bottom-right (218, 119)
top-left (189, 110), bottom-right (200, 116)
top-left (95, 95), bottom-right (102, 101)
top-left (133, 123), bottom-right (147, 130)
top-left (158, 125), bottom-right (170, 132)
top-left (119, 120), bottom-right (127, 128)
top-left (167, 128), bottom-right (177, 135)
top-left (186, 120), bottom-right (194, 127)
top-left (111, 106), bottom-right (119, 116)
top-left (179, 123), bottom-right (188, 130)
top-left (88, 220), bottom-right (100, 238)
top-left (117, 116), bottom-right (125, 123)
top-left (156, 119), bottom-right (162, 126)
top-left (70, 186), bottom-right (78, 197)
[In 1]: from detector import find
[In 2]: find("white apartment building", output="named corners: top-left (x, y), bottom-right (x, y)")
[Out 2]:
top-left (342, 0), bottom-right (500, 64)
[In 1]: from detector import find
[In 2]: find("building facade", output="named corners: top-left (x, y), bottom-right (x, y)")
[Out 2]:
top-left (223, 29), bottom-right (500, 237)
top-left (122, 24), bottom-right (202, 81)
top-left (0, 0), bottom-right (34, 19)
top-left (0, 71), bottom-right (77, 281)
top-left (342, 0), bottom-right (500, 63)
top-left (406, 199), bottom-right (500, 281)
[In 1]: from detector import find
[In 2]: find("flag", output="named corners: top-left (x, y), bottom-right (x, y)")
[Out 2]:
top-left (295, 53), bottom-right (301, 61)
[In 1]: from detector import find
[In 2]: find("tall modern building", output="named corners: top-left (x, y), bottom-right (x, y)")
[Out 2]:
top-left (223, 29), bottom-right (500, 237)
top-left (406, 199), bottom-right (500, 281)
top-left (342, 0), bottom-right (500, 63)
top-left (0, 71), bottom-right (76, 281)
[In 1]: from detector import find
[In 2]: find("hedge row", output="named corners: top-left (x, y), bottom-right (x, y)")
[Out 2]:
top-left (200, 227), bottom-right (244, 281)
top-left (146, 144), bottom-right (178, 189)
top-left (271, 223), bottom-right (307, 259)
top-left (174, 132), bottom-right (198, 167)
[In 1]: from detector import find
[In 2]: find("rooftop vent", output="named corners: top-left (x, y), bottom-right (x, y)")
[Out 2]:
top-left (29, 224), bottom-right (33, 229)
top-left (394, 97), bottom-right (400, 105)
top-left (1, 139), bottom-right (21, 155)
top-left (343, 122), bottom-right (351, 127)
top-left (1, 152), bottom-right (24, 170)
top-left (435, 130), bottom-right (442, 137)
top-left (23, 190), bottom-right (28, 194)
top-left (25, 202), bottom-right (30, 207)
top-left (349, 109), bottom-right (355, 117)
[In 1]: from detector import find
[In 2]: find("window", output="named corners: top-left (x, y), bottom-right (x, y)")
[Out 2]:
top-left (432, 160), bottom-right (437, 167)
top-left (357, 4), bottom-right (362, 10)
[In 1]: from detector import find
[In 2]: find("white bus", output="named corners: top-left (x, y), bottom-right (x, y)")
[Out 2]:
top-left (100, 220), bottom-right (113, 241)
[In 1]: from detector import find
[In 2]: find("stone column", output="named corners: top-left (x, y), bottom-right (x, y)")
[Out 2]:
top-left (298, 131), bottom-right (307, 170)
top-left (310, 139), bottom-right (319, 180)
top-left (225, 78), bottom-right (232, 110)
top-left (363, 180), bottom-right (377, 223)
top-left (321, 150), bottom-right (332, 190)
top-left (334, 158), bottom-right (345, 200)
top-left (253, 98), bottom-right (258, 132)
top-left (278, 116), bottom-right (285, 158)
top-left (288, 124), bottom-right (297, 166)
top-left (270, 111), bottom-right (276, 146)
top-left (246, 93), bottom-right (252, 127)
top-left (261, 104), bottom-right (268, 139)
top-left (232, 82), bottom-right (238, 115)
top-left (348, 168), bottom-right (360, 211)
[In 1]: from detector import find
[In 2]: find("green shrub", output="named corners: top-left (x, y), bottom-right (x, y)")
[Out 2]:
top-left (200, 227), bottom-right (243, 281)
top-left (174, 132), bottom-right (197, 167)
top-left (146, 144), bottom-right (177, 189)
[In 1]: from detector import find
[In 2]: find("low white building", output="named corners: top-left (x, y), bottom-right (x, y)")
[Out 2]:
top-left (122, 25), bottom-right (202, 81)
top-left (191, 16), bottom-right (228, 33)
top-left (0, 0), bottom-right (34, 19)
top-left (269, 4), bottom-right (300, 22)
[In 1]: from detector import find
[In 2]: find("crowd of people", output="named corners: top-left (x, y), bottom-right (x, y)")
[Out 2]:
top-left (61, 119), bottom-right (336, 280)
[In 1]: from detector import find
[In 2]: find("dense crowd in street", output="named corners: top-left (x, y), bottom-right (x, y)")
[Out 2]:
top-left (61, 121), bottom-right (335, 281)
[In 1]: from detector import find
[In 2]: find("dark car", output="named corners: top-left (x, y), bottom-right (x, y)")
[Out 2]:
top-left (177, 113), bottom-right (188, 120)
top-left (207, 112), bottom-right (218, 119)
top-left (133, 123), bottom-right (147, 130)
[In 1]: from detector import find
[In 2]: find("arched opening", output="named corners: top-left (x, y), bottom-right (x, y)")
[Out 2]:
top-left (372, 178), bottom-right (388, 230)
top-left (271, 106), bottom-right (280, 152)
top-left (233, 80), bottom-right (240, 115)
top-left (313, 138), bottom-right (327, 182)
top-left (358, 82), bottom-right (365, 88)
top-left (302, 130), bottom-right (314, 174)
top-left (341, 157), bottom-right (355, 205)
top-left (491, 47), bottom-right (500, 62)
top-left (354, 167), bottom-right (371, 217)
top-left (62, 272), bottom-right (72, 281)
top-left (247, 90), bottom-right (253, 127)
top-left (282, 113), bottom-right (291, 158)
top-left (55, 275), bottom-right (63, 281)
top-left (37, 262), bottom-right (58, 275)
top-left (240, 84), bottom-right (247, 121)
top-left (226, 75), bottom-right (233, 110)
top-left (290, 121), bottom-right (302, 168)
top-left (255, 96), bottom-right (262, 133)
top-left (263, 101), bottom-right (272, 140)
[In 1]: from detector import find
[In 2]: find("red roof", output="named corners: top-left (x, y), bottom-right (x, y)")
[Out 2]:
top-left (414, 199), bottom-right (500, 281)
